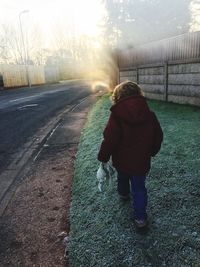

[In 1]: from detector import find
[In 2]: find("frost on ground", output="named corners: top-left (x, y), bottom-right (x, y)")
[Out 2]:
top-left (69, 95), bottom-right (200, 267)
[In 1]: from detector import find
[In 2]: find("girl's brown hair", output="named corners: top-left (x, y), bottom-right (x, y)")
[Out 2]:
top-left (112, 81), bottom-right (144, 104)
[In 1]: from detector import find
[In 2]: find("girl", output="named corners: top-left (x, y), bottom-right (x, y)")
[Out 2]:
top-left (98, 81), bottom-right (163, 228)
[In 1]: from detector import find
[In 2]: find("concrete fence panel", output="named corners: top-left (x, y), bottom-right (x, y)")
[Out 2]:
top-left (143, 91), bottom-right (165, 101)
top-left (119, 60), bottom-right (200, 106)
top-left (140, 84), bottom-right (165, 94)
top-left (168, 63), bottom-right (200, 74)
top-left (138, 67), bottom-right (164, 76)
top-left (167, 95), bottom-right (200, 106)
top-left (118, 31), bottom-right (200, 106)
top-left (120, 75), bottom-right (137, 82)
top-left (119, 69), bottom-right (137, 83)
top-left (168, 85), bottom-right (200, 97)
top-left (120, 70), bottom-right (137, 77)
top-left (168, 73), bottom-right (200, 85)
top-left (139, 75), bottom-right (164, 84)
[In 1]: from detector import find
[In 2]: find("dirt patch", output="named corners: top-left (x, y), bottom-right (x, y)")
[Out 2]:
top-left (0, 145), bottom-right (76, 267)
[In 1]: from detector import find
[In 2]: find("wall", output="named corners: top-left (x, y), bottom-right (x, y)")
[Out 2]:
top-left (45, 65), bottom-right (60, 84)
top-left (29, 65), bottom-right (45, 85)
top-left (118, 31), bottom-right (200, 106)
top-left (119, 59), bottom-right (200, 107)
top-left (0, 64), bottom-right (28, 88)
top-left (168, 62), bottom-right (200, 106)
top-left (0, 64), bottom-right (46, 88)
top-left (0, 63), bottom-right (82, 89)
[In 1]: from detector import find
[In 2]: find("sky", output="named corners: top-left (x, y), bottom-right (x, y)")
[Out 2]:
top-left (1, 0), bottom-right (200, 59)
top-left (1, 0), bottom-right (200, 46)
top-left (190, 0), bottom-right (200, 31)
top-left (0, 0), bottom-right (106, 47)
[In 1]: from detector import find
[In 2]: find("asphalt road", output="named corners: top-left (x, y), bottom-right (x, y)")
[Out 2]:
top-left (0, 80), bottom-right (92, 175)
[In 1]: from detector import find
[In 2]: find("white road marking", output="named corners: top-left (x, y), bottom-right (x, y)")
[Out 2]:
top-left (18, 104), bottom-right (39, 110)
top-left (9, 95), bottom-right (41, 102)
top-left (8, 87), bottom-right (68, 103)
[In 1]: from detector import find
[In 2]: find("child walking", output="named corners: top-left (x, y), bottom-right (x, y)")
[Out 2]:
top-left (98, 81), bottom-right (163, 228)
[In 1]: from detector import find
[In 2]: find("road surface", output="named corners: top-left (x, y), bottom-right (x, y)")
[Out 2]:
top-left (0, 81), bottom-right (92, 174)
top-left (0, 80), bottom-right (97, 212)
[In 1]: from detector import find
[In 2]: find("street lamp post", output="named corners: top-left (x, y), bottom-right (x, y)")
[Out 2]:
top-left (19, 10), bottom-right (31, 88)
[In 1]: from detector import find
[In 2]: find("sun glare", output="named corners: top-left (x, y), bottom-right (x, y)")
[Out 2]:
top-left (29, 0), bottom-right (105, 38)
top-left (190, 0), bottom-right (200, 32)
top-left (0, 0), bottom-right (106, 49)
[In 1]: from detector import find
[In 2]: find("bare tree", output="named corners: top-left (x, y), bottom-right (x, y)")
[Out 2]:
top-left (0, 24), bottom-right (22, 64)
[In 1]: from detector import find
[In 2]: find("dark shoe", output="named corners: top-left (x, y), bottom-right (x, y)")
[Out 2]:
top-left (134, 219), bottom-right (148, 228)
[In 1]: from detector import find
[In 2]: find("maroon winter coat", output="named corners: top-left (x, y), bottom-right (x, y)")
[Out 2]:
top-left (98, 95), bottom-right (163, 175)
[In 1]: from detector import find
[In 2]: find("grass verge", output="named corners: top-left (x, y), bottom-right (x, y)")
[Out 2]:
top-left (69, 94), bottom-right (200, 267)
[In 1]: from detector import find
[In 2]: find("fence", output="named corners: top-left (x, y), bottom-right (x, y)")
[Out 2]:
top-left (0, 64), bottom-right (46, 88)
top-left (118, 31), bottom-right (200, 106)
top-left (45, 65), bottom-right (60, 84)
top-left (0, 63), bottom-right (84, 89)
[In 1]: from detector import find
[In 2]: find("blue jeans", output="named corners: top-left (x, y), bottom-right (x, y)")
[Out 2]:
top-left (117, 171), bottom-right (147, 220)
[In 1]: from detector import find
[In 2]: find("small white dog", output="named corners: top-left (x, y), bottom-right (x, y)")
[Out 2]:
top-left (96, 161), bottom-right (116, 192)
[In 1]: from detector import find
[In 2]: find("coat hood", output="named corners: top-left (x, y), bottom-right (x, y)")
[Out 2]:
top-left (110, 96), bottom-right (150, 124)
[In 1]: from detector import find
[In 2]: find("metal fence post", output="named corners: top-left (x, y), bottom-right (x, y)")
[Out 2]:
top-left (164, 62), bottom-right (168, 101)
top-left (136, 67), bottom-right (139, 84)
